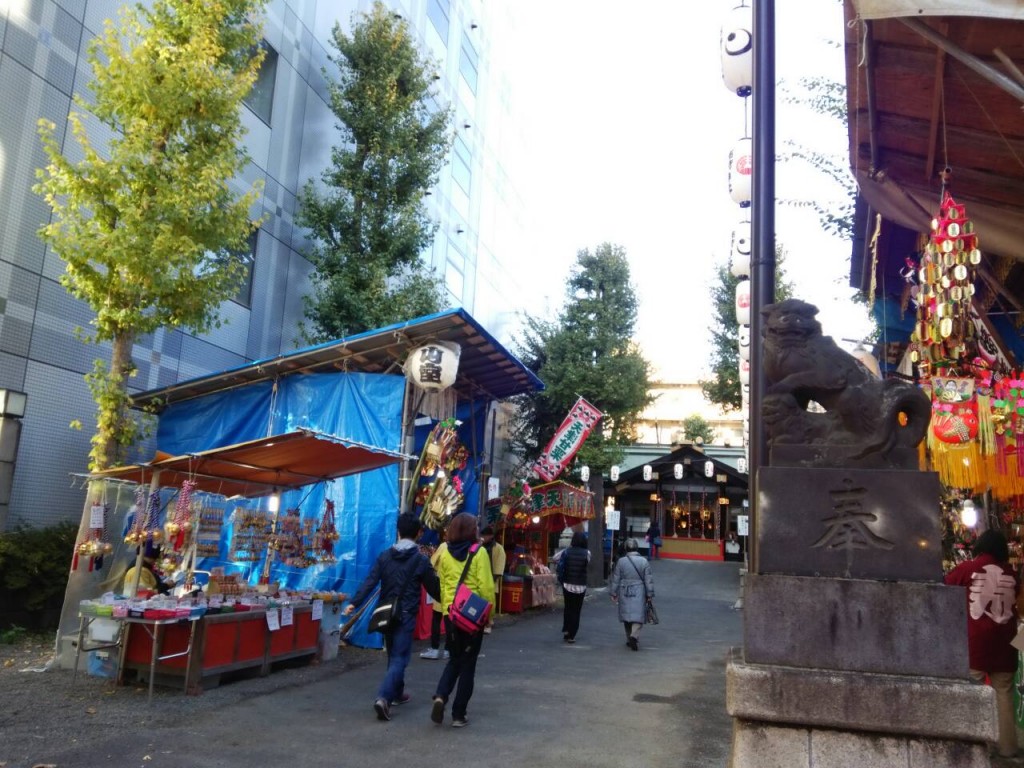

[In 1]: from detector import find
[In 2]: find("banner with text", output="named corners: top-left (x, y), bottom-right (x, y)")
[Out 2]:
top-left (533, 397), bottom-right (603, 482)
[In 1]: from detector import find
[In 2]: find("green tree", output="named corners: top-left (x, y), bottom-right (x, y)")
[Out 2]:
top-left (35, 0), bottom-right (267, 471)
top-left (298, 2), bottom-right (452, 341)
top-left (682, 414), bottom-right (716, 446)
top-left (511, 243), bottom-right (654, 475)
top-left (699, 248), bottom-right (793, 411)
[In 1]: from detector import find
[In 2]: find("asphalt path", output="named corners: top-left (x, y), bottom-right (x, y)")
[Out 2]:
top-left (5, 559), bottom-right (742, 768)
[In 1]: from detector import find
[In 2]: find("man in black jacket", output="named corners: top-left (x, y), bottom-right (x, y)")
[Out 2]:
top-left (345, 513), bottom-right (440, 721)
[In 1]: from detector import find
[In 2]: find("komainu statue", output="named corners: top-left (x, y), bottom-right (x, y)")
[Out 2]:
top-left (761, 299), bottom-right (931, 469)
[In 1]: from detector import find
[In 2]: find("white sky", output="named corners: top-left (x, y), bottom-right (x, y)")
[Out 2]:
top-left (503, 0), bottom-right (874, 380)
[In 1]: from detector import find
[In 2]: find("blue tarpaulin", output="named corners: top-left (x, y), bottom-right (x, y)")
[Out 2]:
top-left (155, 371), bottom-right (404, 648)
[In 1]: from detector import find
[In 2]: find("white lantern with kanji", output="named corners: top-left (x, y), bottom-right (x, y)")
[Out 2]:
top-left (728, 137), bottom-right (752, 207)
top-left (720, 4), bottom-right (753, 97)
top-left (673, 463), bottom-right (683, 480)
top-left (404, 341), bottom-right (461, 391)
top-left (738, 325), bottom-right (750, 361)
top-left (642, 464), bottom-right (653, 482)
top-left (704, 460), bottom-right (715, 478)
top-left (739, 358), bottom-right (750, 386)
top-left (735, 279), bottom-right (751, 326)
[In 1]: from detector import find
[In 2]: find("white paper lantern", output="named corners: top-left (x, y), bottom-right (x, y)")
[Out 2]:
top-left (404, 341), bottom-right (460, 391)
top-left (704, 460), bottom-right (715, 478)
top-left (610, 465), bottom-right (620, 482)
top-left (730, 218), bottom-right (751, 278)
top-left (735, 279), bottom-right (751, 326)
top-left (674, 463), bottom-right (683, 480)
top-left (739, 358), bottom-right (750, 386)
top-left (738, 324), bottom-right (751, 361)
top-left (737, 457), bottom-right (748, 474)
top-left (580, 465), bottom-right (590, 483)
top-left (728, 137), bottom-right (752, 207)
top-left (642, 464), bottom-right (652, 482)
top-left (720, 4), bottom-right (753, 96)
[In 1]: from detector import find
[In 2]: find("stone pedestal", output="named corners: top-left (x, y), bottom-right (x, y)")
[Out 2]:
top-left (729, 466), bottom-right (998, 767)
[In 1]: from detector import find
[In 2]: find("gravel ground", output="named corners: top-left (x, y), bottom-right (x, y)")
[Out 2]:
top-left (0, 631), bottom-right (380, 768)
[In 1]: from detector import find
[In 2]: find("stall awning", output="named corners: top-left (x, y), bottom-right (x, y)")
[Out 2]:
top-left (90, 429), bottom-right (411, 498)
top-left (492, 480), bottom-right (595, 532)
top-left (129, 308), bottom-right (544, 410)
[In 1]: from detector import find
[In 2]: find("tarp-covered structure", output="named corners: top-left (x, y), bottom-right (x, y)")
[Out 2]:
top-left (61, 310), bottom-right (542, 652)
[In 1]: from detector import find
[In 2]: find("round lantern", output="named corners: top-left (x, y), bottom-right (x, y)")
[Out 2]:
top-left (580, 465), bottom-right (590, 483)
top-left (610, 465), bottom-right (620, 482)
top-left (404, 340), bottom-right (461, 391)
top-left (730, 218), bottom-right (751, 278)
top-left (720, 4), bottom-right (753, 97)
top-left (739, 358), bottom-right (750, 386)
top-left (704, 460), bottom-right (715, 478)
top-left (642, 464), bottom-right (653, 482)
top-left (673, 463), bottom-right (683, 480)
top-left (735, 278), bottom-right (751, 326)
top-left (737, 457), bottom-right (748, 474)
top-left (728, 137), bottom-right (752, 207)
top-left (738, 324), bottom-right (750, 361)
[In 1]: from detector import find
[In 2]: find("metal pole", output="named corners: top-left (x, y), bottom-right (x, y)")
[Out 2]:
top-left (749, 0), bottom-right (776, 575)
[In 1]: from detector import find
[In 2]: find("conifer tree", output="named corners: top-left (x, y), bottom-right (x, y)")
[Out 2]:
top-left (299, 2), bottom-right (452, 340)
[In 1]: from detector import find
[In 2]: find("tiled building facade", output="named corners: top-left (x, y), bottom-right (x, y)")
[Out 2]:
top-left (0, 0), bottom-right (530, 529)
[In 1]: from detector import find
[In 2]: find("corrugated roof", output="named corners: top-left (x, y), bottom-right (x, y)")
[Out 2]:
top-left (131, 308), bottom-right (544, 410)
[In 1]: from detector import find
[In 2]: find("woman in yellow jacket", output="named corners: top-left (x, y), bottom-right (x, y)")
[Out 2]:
top-left (430, 513), bottom-right (495, 728)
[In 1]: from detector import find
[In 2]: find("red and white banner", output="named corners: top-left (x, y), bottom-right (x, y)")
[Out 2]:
top-left (533, 397), bottom-right (603, 482)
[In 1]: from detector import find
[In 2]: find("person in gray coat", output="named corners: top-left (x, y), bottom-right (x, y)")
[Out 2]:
top-left (609, 538), bottom-right (654, 651)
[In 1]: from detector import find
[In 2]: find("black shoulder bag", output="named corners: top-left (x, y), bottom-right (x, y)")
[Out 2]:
top-left (368, 551), bottom-right (416, 634)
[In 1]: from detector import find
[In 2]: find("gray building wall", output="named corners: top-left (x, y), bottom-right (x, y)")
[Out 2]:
top-left (0, 0), bottom-right (529, 530)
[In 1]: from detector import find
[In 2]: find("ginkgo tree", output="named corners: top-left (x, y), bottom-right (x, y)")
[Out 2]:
top-left (35, 0), bottom-right (267, 471)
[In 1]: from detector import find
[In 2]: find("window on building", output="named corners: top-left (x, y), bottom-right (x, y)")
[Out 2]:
top-left (427, 0), bottom-right (450, 46)
top-left (459, 36), bottom-right (478, 94)
top-left (451, 135), bottom-right (472, 194)
top-left (230, 230), bottom-right (258, 307)
top-left (243, 42), bottom-right (278, 126)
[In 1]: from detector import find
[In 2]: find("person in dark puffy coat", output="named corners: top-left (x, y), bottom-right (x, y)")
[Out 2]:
top-left (944, 529), bottom-right (1019, 758)
top-left (557, 531), bottom-right (591, 643)
top-left (345, 513), bottom-right (439, 722)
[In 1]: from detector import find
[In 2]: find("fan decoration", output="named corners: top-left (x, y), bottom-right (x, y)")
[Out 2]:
top-left (408, 418), bottom-right (469, 530)
top-left (311, 499), bottom-right (340, 564)
top-left (72, 497), bottom-right (113, 571)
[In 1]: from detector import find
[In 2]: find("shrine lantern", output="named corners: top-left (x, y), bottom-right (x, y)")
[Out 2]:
top-left (720, 4), bottom-right (753, 97)
top-left (739, 358), bottom-right (750, 386)
top-left (735, 278), bottom-right (751, 326)
top-left (643, 464), bottom-right (653, 482)
top-left (728, 137), bottom-right (752, 207)
top-left (404, 341), bottom-right (461, 391)
top-left (673, 463), bottom-right (683, 480)
top-left (730, 218), bottom-right (751, 278)
top-left (704, 460), bottom-right (715, 478)
top-left (610, 465), bottom-right (620, 482)
top-left (738, 325), bottom-right (750, 361)
top-left (580, 465), bottom-right (590, 483)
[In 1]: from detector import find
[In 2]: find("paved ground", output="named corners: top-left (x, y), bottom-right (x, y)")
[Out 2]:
top-left (1, 559), bottom-right (742, 768)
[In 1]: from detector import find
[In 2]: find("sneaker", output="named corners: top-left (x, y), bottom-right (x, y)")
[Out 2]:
top-left (566, 638), bottom-right (575, 644)
top-left (373, 698), bottom-right (391, 721)
top-left (391, 693), bottom-right (411, 706)
top-left (451, 716), bottom-right (469, 728)
top-left (431, 696), bottom-right (445, 724)
top-left (420, 648), bottom-right (441, 660)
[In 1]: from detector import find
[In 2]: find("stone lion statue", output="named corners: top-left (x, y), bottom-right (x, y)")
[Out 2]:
top-left (761, 299), bottom-right (931, 468)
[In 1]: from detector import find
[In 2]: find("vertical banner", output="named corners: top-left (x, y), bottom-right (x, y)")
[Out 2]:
top-left (533, 397), bottom-right (603, 482)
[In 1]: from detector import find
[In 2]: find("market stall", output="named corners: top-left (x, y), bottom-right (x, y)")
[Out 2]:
top-left (491, 480), bottom-right (595, 612)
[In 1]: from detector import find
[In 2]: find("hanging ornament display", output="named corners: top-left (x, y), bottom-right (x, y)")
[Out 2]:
top-left (73, 497), bottom-right (113, 571)
top-left (730, 218), bottom-right (751, 278)
top-left (728, 137), bottom-right (752, 208)
top-left (910, 190), bottom-right (980, 366)
top-left (312, 499), bottom-right (340, 564)
top-left (164, 479), bottom-right (195, 552)
top-left (720, 3), bottom-right (753, 97)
